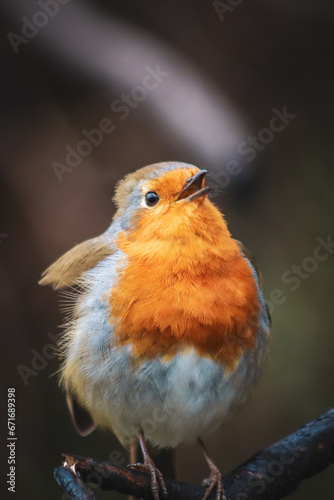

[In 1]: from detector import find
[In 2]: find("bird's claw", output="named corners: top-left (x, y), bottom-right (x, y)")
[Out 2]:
top-left (128, 459), bottom-right (167, 500)
top-left (202, 465), bottom-right (226, 500)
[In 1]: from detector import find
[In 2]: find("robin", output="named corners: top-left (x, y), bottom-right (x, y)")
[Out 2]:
top-left (40, 162), bottom-right (271, 500)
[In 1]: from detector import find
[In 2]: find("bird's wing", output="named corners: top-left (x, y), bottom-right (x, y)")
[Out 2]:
top-left (236, 240), bottom-right (264, 289)
top-left (39, 235), bottom-right (115, 435)
top-left (236, 240), bottom-right (271, 324)
top-left (39, 236), bottom-right (115, 290)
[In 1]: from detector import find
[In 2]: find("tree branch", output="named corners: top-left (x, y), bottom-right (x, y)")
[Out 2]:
top-left (54, 408), bottom-right (334, 499)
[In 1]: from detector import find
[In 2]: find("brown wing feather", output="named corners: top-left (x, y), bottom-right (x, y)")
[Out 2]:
top-left (39, 236), bottom-right (115, 290)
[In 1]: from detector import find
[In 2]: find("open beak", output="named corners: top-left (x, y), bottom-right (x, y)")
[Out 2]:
top-left (174, 170), bottom-right (211, 202)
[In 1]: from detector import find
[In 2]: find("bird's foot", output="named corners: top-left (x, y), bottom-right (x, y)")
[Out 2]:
top-left (202, 464), bottom-right (226, 500)
top-left (128, 458), bottom-right (167, 500)
top-left (198, 437), bottom-right (227, 500)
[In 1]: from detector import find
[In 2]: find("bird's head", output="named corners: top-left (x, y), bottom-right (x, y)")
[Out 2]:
top-left (112, 162), bottom-right (229, 246)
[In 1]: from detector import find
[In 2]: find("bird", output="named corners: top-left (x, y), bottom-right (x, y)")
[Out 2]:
top-left (39, 161), bottom-right (271, 500)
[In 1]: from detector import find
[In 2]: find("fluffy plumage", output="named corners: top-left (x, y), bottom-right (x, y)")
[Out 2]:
top-left (40, 161), bottom-right (271, 450)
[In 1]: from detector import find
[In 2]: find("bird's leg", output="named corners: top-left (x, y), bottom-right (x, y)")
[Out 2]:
top-left (130, 437), bottom-right (138, 466)
top-left (129, 439), bottom-right (138, 500)
top-left (198, 437), bottom-right (227, 500)
top-left (128, 430), bottom-right (167, 500)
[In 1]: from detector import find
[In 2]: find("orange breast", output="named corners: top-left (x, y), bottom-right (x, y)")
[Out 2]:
top-left (108, 200), bottom-right (260, 371)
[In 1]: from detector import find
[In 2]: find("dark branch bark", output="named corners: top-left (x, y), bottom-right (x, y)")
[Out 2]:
top-left (54, 466), bottom-right (97, 500)
top-left (54, 408), bottom-right (334, 499)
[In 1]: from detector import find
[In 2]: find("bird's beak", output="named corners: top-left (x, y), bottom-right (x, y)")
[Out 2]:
top-left (174, 170), bottom-right (211, 202)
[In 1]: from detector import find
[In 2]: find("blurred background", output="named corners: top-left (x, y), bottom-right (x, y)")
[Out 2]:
top-left (1, 1), bottom-right (334, 499)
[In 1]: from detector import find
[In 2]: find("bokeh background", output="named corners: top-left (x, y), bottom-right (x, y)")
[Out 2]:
top-left (1, 1), bottom-right (334, 499)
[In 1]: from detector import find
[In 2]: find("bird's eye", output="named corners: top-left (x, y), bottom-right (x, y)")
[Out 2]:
top-left (145, 191), bottom-right (160, 207)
